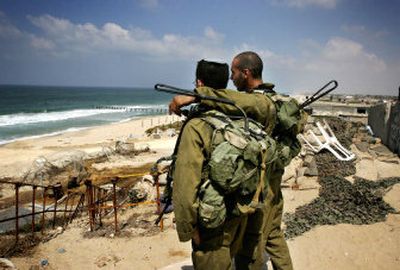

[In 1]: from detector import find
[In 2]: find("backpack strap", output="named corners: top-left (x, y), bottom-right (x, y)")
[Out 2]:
top-left (237, 140), bottom-right (269, 214)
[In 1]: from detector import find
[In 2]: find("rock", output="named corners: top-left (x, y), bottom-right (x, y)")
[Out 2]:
top-left (384, 184), bottom-right (400, 211)
top-left (355, 159), bottom-right (378, 180)
top-left (115, 140), bottom-right (136, 155)
top-left (355, 142), bottom-right (369, 152)
top-left (303, 155), bottom-right (315, 167)
top-left (40, 259), bottom-right (48, 266)
top-left (152, 133), bottom-right (161, 139)
top-left (296, 167), bottom-right (307, 178)
top-left (142, 174), bottom-right (155, 185)
top-left (165, 128), bottom-right (176, 137)
top-left (0, 258), bottom-right (16, 269)
top-left (156, 160), bottom-right (172, 174)
top-left (304, 166), bottom-right (318, 177)
top-left (303, 154), bottom-right (318, 176)
top-left (57, 247), bottom-right (66, 253)
top-left (158, 173), bottom-right (168, 185)
top-left (129, 178), bottom-right (157, 203)
top-left (369, 144), bottom-right (393, 156)
top-left (377, 157), bottom-right (399, 164)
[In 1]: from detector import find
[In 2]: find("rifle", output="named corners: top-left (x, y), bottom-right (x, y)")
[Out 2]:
top-left (155, 84), bottom-right (249, 132)
top-left (299, 80), bottom-right (338, 110)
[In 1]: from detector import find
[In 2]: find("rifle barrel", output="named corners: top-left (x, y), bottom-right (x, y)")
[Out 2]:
top-left (154, 84), bottom-right (235, 106)
top-left (299, 80), bottom-right (338, 109)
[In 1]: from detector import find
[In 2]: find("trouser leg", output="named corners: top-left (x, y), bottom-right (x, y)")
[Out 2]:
top-left (234, 206), bottom-right (267, 270)
top-left (192, 216), bottom-right (246, 270)
top-left (264, 196), bottom-right (293, 270)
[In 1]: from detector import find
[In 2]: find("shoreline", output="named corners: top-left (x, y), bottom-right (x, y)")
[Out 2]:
top-left (0, 113), bottom-right (177, 147)
top-left (0, 114), bottom-right (181, 179)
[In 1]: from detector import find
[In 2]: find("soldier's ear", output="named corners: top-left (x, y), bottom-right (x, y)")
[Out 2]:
top-left (242, 68), bottom-right (250, 78)
top-left (197, 79), bottom-right (204, 87)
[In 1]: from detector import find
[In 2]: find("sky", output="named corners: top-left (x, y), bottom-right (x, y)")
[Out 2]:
top-left (0, 0), bottom-right (399, 95)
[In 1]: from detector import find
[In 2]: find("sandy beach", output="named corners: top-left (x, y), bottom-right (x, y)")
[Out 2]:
top-left (0, 114), bottom-right (399, 270)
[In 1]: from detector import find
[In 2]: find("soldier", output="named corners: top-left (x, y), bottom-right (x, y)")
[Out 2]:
top-left (172, 59), bottom-right (252, 269)
top-left (170, 51), bottom-right (301, 270)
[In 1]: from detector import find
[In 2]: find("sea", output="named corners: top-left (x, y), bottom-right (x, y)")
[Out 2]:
top-left (0, 85), bottom-right (172, 145)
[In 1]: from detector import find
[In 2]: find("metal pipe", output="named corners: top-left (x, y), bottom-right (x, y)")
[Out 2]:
top-left (67, 193), bottom-right (75, 223)
top-left (85, 180), bottom-right (94, 232)
top-left (63, 192), bottom-right (70, 226)
top-left (32, 186), bottom-right (37, 234)
top-left (52, 185), bottom-right (59, 229)
top-left (15, 183), bottom-right (20, 243)
top-left (155, 173), bottom-right (163, 231)
top-left (112, 178), bottom-right (119, 234)
top-left (98, 189), bottom-right (103, 227)
top-left (41, 187), bottom-right (47, 235)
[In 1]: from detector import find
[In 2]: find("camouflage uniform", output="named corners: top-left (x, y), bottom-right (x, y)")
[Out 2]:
top-left (173, 118), bottom-right (250, 270)
top-left (173, 89), bottom-right (274, 270)
top-left (196, 85), bottom-right (299, 270)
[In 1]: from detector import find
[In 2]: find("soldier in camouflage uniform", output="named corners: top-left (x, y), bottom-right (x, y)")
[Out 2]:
top-left (172, 59), bottom-right (254, 269)
top-left (170, 51), bottom-right (299, 270)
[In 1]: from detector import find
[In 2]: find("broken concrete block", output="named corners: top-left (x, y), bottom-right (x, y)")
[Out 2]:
top-left (303, 155), bottom-right (315, 167)
top-left (370, 144), bottom-right (393, 156)
top-left (152, 133), bottom-right (161, 139)
top-left (383, 184), bottom-right (400, 211)
top-left (304, 166), bottom-right (318, 177)
top-left (355, 142), bottom-right (369, 152)
top-left (297, 167), bottom-right (308, 178)
top-left (355, 159), bottom-right (378, 181)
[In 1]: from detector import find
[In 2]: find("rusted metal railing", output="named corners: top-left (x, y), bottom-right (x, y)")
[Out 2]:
top-left (0, 171), bottom-right (165, 245)
top-left (0, 179), bottom-right (85, 244)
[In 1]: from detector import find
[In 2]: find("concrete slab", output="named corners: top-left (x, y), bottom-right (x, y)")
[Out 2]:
top-left (384, 184), bottom-right (400, 211)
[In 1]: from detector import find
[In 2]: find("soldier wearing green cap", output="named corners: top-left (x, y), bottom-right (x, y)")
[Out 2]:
top-left (170, 51), bottom-right (302, 270)
top-left (172, 59), bottom-right (259, 269)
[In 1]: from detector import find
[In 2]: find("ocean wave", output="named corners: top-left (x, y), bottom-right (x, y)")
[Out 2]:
top-left (0, 127), bottom-right (88, 146)
top-left (0, 105), bottom-right (167, 127)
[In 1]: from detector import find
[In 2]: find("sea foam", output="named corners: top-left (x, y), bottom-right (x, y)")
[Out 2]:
top-left (0, 108), bottom-right (124, 127)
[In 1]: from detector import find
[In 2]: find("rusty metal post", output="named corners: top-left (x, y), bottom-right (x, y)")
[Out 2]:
top-left (52, 184), bottom-right (59, 229)
top-left (155, 173), bottom-right (163, 231)
top-left (98, 189), bottom-right (102, 227)
top-left (63, 191), bottom-right (70, 226)
top-left (41, 187), bottom-right (47, 235)
top-left (85, 180), bottom-right (94, 232)
top-left (15, 183), bottom-right (20, 243)
top-left (67, 193), bottom-right (75, 223)
top-left (32, 186), bottom-right (37, 234)
top-left (112, 178), bottom-right (118, 234)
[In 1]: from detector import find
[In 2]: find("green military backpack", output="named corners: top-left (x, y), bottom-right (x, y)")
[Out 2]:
top-left (259, 91), bottom-right (307, 169)
top-left (197, 110), bottom-right (278, 229)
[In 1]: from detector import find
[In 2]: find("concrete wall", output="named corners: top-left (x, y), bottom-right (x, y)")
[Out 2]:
top-left (388, 103), bottom-right (400, 155)
top-left (368, 102), bottom-right (400, 155)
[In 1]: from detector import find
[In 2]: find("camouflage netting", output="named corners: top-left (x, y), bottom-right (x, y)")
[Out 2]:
top-left (314, 151), bottom-right (356, 177)
top-left (284, 116), bottom-right (399, 239)
top-left (283, 176), bottom-right (400, 239)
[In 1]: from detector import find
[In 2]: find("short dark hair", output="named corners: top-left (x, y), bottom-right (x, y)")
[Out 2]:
top-left (235, 51), bottom-right (263, 79)
top-left (196, 59), bottom-right (229, 89)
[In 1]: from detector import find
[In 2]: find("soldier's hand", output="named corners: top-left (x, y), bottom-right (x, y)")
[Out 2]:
top-left (169, 95), bottom-right (196, 116)
top-left (192, 227), bottom-right (201, 246)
